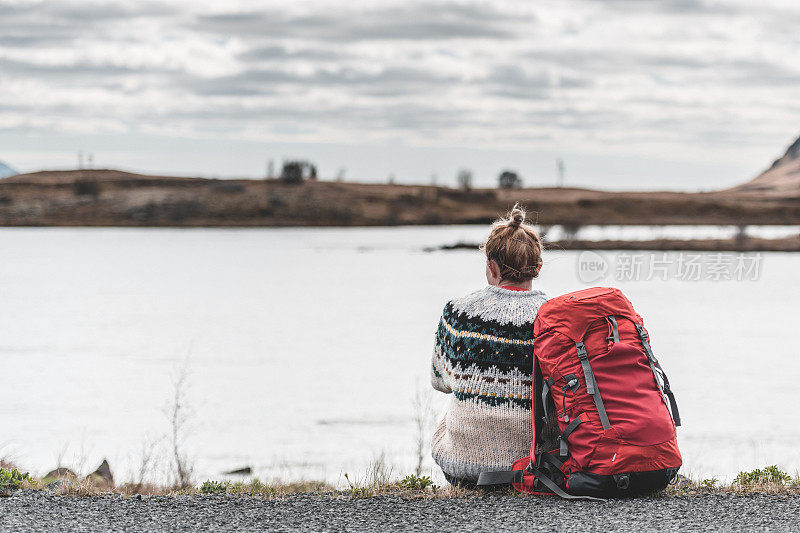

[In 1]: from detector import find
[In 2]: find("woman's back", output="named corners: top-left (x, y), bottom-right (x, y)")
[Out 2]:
top-left (431, 284), bottom-right (548, 483)
top-left (430, 203), bottom-right (553, 485)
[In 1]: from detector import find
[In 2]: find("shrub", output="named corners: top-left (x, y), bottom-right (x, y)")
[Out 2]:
top-left (199, 480), bottom-right (229, 494)
top-left (699, 477), bottom-right (718, 489)
top-left (0, 468), bottom-right (31, 493)
top-left (227, 479), bottom-right (277, 497)
top-left (733, 466), bottom-right (792, 486)
top-left (342, 472), bottom-right (376, 499)
top-left (344, 485), bottom-right (371, 498)
top-left (400, 475), bottom-right (437, 492)
top-left (498, 170), bottom-right (522, 189)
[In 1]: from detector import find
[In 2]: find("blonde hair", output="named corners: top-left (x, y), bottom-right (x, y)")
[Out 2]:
top-left (481, 203), bottom-right (543, 283)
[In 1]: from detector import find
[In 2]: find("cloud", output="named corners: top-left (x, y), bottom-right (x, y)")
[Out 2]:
top-left (0, 0), bottom-right (800, 180)
top-left (0, 0), bottom-right (176, 46)
top-left (596, 0), bottom-right (741, 15)
top-left (238, 45), bottom-right (345, 62)
top-left (0, 57), bottom-right (165, 78)
top-left (193, 3), bottom-right (519, 42)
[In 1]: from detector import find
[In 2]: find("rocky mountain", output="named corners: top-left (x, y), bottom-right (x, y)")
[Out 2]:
top-left (735, 134), bottom-right (800, 195)
top-left (0, 160), bottom-right (17, 179)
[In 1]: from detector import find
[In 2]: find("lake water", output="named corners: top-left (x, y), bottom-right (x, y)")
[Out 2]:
top-left (1, 226), bottom-right (798, 486)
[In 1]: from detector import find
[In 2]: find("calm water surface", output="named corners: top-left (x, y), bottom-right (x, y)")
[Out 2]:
top-left (0, 226), bottom-right (797, 484)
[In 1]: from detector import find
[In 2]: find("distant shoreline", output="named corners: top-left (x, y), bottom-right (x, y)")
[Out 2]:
top-left (433, 236), bottom-right (800, 253)
top-left (2, 168), bottom-right (800, 228)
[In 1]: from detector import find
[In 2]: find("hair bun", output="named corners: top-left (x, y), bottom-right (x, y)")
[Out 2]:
top-left (509, 204), bottom-right (525, 228)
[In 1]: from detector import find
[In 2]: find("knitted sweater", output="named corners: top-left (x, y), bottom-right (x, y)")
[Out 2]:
top-left (430, 285), bottom-right (548, 482)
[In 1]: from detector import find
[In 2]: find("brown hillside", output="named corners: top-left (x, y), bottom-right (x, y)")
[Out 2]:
top-left (1, 168), bottom-right (798, 227)
top-left (733, 134), bottom-right (800, 197)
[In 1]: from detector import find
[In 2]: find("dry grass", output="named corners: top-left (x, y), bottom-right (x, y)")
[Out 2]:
top-left (28, 472), bottom-right (799, 500)
top-left (411, 386), bottom-right (436, 477)
top-left (0, 457), bottom-right (19, 470)
top-left (165, 361), bottom-right (195, 489)
top-left (667, 467), bottom-right (800, 496)
top-left (8, 461), bottom-right (800, 500)
top-left (335, 456), bottom-right (487, 500)
top-left (19, 472), bottom-right (800, 500)
top-left (201, 479), bottom-right (337, 498)
top-left (2, 447), bottom-right (484, 500)
top-left (19, 476), bottom-right (338, 499)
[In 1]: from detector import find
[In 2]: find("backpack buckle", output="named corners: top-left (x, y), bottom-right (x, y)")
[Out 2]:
top-left (575, 342), bottom-right (588, 360)
top-left (614, 474), bottom-right (631, 490)
top-left (558, 436), bottom-right (568, 457)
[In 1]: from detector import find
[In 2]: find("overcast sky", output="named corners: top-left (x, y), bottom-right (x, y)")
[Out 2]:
top-left (1, 0), bottom-right (799, 190)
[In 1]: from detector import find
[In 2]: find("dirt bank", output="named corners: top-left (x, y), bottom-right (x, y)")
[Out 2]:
top-left (434, 235), bottom-right (800, 252)
top-left (2, 169), bottom-right (800, 227)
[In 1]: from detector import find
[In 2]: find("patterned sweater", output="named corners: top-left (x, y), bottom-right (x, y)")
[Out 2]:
top-left (430, 285), bottom-right (548, 482)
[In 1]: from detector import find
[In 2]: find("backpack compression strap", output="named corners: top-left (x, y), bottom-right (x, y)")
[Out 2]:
top-left (634, 324), bottom-right (681, 426)
top-left (541, 377), bottom-right (556, 424)
top-left (476, 469), bottom-right (523, 485)
top-left (476, 465), bottom-right (605, 502)
top-left (526, 465), bottom-right (606, 502)
top-left (558, 414), bottom-right (584, 457)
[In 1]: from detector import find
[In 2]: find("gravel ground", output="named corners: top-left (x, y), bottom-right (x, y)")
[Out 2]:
top-left (2, 490), bottom-right (800, 532)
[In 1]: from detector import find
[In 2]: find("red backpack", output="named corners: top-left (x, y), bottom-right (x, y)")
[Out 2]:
top-left (478, 287), bottom-right (682, 499)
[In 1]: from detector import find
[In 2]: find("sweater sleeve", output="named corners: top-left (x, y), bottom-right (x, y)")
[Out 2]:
top-left (431, 305), bottom-right (452, 394)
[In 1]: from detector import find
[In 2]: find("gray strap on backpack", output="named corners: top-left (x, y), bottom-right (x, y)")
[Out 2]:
top-left (478, 465), bottom-right (605, 503)
top-left (558, 415), bottom-right (583, 457)
top-left (526, 464), bottom-right (606, 502)
top-left (477, 469), bottom-right (523, 486)
top-left (542, 377), bottom-right (555, 424)
top-left (635, 324), bottom-right (681, 426)
top-left (606, 315), bottom-right (619, 343)
top-left (575, 342), bottom-right (611, 430)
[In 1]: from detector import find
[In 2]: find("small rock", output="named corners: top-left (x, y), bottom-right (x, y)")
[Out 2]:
top-left (44, 467), bottom-right (77, 480)
top-left (45, 479), bottom-right (72, 493)
top-left (223, 466), bottom-right (253, 476)
top-left (85, 459), bottom-right (114, 487)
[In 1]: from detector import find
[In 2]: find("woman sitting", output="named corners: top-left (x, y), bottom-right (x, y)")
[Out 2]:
top-left (430, 204), bottom-right (555, 486)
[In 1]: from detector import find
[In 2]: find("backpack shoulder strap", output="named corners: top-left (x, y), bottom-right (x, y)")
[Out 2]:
top-left (575, 341), bottom-right (611, 429)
